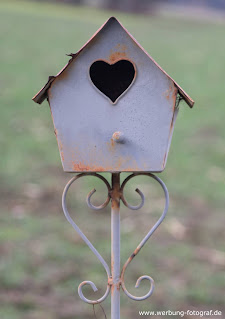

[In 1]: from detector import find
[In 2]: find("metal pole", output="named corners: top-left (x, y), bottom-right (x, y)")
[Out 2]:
top-left (111, 173), bottom-right (121, 319)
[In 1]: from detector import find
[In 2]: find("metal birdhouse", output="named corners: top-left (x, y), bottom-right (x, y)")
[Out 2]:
top-left (33, 17), bottom-right (194, 173)
top-left (32, 17), bottom-right (195, 319)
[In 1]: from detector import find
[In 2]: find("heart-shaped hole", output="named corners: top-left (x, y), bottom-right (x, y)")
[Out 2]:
top-left (89, 59), bottom-right (136, 103)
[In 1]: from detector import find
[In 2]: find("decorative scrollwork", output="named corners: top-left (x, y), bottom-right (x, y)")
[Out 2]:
top-left (78, 280), bottom-right (111, 304)
top-left (62, 172), bottom-right (169, 306)
top-left (120, 173), bottom-right (169, 301)
top-left (62, 173), bottom-right (111, 304)
top-left (86, 174), bottom-right (111, 210)
top-left (120, 174), bottom-right (145, 210)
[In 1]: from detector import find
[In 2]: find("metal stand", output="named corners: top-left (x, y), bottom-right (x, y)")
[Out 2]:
top-left (62, 172), bottom-right (169, 319)
top-left (111, 173), bottom-right (121, 318)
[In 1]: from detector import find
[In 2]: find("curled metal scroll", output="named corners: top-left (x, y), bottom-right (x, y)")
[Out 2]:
top-left (62, 173), bottom-right (111, 304)
top-left (120, 173), bottom-right (169, 301)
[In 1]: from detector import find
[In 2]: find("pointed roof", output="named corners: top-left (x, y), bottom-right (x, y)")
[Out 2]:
top-left (32, 17), bottom-right (194, 108)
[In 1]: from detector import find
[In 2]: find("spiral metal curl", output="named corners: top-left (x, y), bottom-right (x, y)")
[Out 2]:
top-left (62, 173), bottom-right (111, 304)
top-left (120, 173), bottom-right (169, 301)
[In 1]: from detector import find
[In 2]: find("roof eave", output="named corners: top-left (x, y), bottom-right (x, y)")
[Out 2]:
top-left (176, 86), bottom-right (195, 108)
top-left (32, 16), bottom-right (195, 108)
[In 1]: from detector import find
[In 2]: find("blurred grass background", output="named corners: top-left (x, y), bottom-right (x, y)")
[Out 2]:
top-left (0, 1), bottom-right (225, 318)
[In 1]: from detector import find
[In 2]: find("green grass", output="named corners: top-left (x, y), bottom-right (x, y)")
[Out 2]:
top-left (0, 1), bottom-right (225, 318)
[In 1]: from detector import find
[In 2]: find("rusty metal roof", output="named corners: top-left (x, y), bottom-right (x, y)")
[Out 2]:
top-left (32, 16), bottom-right (194, 108)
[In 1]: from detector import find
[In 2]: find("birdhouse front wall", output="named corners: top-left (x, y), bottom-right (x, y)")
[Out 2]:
top-left (48, 18), bottom-right (178, 172)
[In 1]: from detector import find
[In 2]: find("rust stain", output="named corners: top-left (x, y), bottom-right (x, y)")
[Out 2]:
top-left (169, 87), bottom-right (178, 134)
top-left (163, 85), bottom-right (178, 105)
top-left (106, 138), bottom-right (116, 153)
top-left (57, 138), bottom-right (63, 151)
top-left (69, 143), bottom-right (142, 172)
top-left (173, 87), bottom-right (178, 106)
top-left (125, 247), bottom-right (141, 266)
top-left (60, 151), bottom-right (64, 161)
top-left (165, 92), bottom-right (170, 101)
top-left (111, 257), bottom-right (114, 273)
top-left (71, 158), bottom-right (141, 172)
top-left (162, 86), bottom-right (178, 170)
top-left (162, 152), bottom-right (167, 170)
top-left (109, 51), bottom-right (128, 63)
top-left (108, 277), bottom-right (113, 286)
top-left (111, 172), bottom-right (121, 209)
top-left (133, 247), bottom-right (140, 257)
top-left (108, 44), bottom-right (129, 63)
top-left (115, 43), bottom-right (127, 51)
top-left (116, 282), bottom-right (121, 291)
top-left (48, 100), bottom-right (54, 124)
top-left (111, 199), bottom-right (120, 210)
top-left (115, 156), bottom-right (128, 170)
top-left (170, 112), bottom-right (175, 133)
top-left (111, 285), bottom-right (114, 295)
top-left (107, 138), bottom-right (115, 152)
top-left (111, 138), bottom-right (115, 147)
top-left (107, 140), bottom-right (140, 171)
top-left (163, 85), bottom-right (173, 101)
top-left (48, 99), bottom-right (66, 165)
top-left (72, 162), bottom-right (105, 172)
top-left (47, 87), bottom-right (53, 99)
